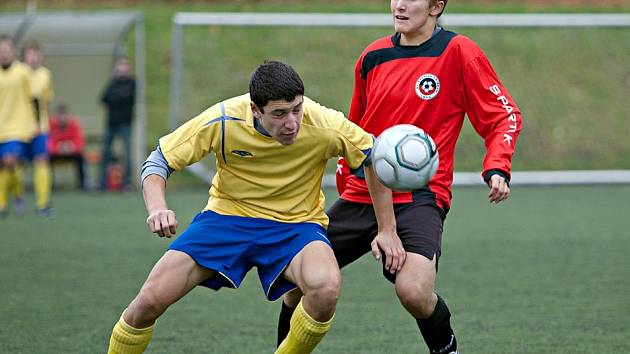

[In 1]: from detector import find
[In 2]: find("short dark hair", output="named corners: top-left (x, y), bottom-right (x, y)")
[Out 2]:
top-left (21, 39), bottom-right (42, 58)
top-left (249, 60), bottom-right (304, 112)
top-left (0, 34), bottom-right (14, 45)
top-left (116, 55), bottom-right (131, 63)
top-left (22, 39), bottom-right (41, 52)
top-left (56, 103), bottom-right (69, 113)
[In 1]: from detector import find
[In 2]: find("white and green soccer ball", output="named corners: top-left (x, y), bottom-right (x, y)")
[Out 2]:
top-left (372, 124), bottom-right (439, 191)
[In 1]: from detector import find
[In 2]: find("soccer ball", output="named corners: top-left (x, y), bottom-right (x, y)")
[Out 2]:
top-left (371, 124), bottom-right (439, 191)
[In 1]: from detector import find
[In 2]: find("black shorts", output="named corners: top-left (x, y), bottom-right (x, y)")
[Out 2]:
top-left (326, 199), bottom-right (445, 283)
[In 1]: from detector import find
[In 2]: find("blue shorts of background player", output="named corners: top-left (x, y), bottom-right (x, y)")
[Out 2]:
top-left (169, 210), bottom-right (331, 301)
top-left (27, 134), bottom-right (48, 159)
top-left (0, 141), bottom-right (28, 160)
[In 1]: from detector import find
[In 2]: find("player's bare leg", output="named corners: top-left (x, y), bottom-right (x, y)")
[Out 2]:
top-left (395, 253), bottom-right (457, 354)
top-left (395, 253), bottom-right (437, 318)
top-left (277, 288), bottom-right (302, 346)
top-left (275, 240), bottom-right (341, 353)
top-left (107, 250), bottom-right (215, 354)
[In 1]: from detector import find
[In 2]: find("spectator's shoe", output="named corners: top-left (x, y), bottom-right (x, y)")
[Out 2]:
top-left (35, 206), bottom-right (53, 218)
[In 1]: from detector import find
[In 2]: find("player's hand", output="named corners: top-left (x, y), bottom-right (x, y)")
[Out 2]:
top-left (488, 174), bottom-right (510, 204)
top-left (146, 209), bottom-right (178, 238)
top-left (371, 230), bottom-right (406, 274)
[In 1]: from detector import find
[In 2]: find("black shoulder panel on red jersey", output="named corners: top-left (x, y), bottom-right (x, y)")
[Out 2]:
top-left (360, 30), bottom-right (458, 80)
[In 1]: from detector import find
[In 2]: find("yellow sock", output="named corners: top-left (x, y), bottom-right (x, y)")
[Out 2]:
top-left (33, 162), bottom-right (51, 209)
top-left (0, 169), bottom-right (8, 210)
top-left (275, 300), bottom-right (334, 354)
top-left (10, 165), bottom-right (24, 200)
top-left (107, 312), bottom-right (155, 354)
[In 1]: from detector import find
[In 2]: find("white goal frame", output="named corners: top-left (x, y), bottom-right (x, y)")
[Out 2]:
top-left (169, 13), bottom-right (630, 186)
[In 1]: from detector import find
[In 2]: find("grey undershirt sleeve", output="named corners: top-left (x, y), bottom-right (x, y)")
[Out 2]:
top-left (140, 146), bottom-right (174, 185)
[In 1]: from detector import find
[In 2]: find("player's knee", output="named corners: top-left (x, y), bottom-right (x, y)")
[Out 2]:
top-left (306, 272), bottom-right (341, 309)
top-left (129, 289), bottom-right (166, 325)
top-left (395, 282), bottom-right (435, 318)
top-left (2, 157), bottom-right (18, 168)
top-left (312, 283), bottom-right (340, 310)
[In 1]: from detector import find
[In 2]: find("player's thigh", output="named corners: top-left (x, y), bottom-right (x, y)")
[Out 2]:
top-left (139, 250), bottom-right (216, 305)
top-left (396, 203), bottom-right (444, 258)
top-left (381, 203), bottom-right (443, 283)
top-left (326, 199), bottom-right (378, 268)
top-left (395, 252), bottom-right (437, 295)
top-left (283, 240), bottom-right (340, 293)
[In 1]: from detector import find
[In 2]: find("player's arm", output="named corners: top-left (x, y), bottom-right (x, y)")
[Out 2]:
top-left (463, 54), bottom-right (522, 204)
top-left (141, 147), bottom-right (177, 238)
top-left (141, 105), bottom-right (218, 237)
top-left (315, 99), bottom-right (404, 272)
top-left (364, 163), bottom-right (406, 273)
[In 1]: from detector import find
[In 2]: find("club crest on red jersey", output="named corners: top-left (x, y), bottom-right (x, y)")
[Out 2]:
top-left (415, 74), bottom-right (440, 100)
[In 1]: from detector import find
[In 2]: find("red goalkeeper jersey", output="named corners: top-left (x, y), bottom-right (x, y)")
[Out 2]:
top-left (341, 29), bottom-right (522, 211)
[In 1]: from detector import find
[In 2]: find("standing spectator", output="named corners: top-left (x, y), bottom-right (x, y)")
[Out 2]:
top-left (0, 35), bottom-right (37, 218)
top-left (48, 104), bottom-right (86, 190)
top-left (22, 40), bottom-right (55, 216)
top-left (99, 56), bottom-right (135, 191)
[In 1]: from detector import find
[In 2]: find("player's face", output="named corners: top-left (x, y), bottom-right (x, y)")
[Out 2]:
top-left (391, 0), bottom-right (441, 42)
top-left (254, 95), bottom-right (304, 146)
top-left (0, 41), bottom-right (15, 66)
top-left (24, 48), bottom-right (42, 68)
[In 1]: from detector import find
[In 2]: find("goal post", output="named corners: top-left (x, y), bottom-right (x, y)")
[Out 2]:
top-left (169, 13), bottom-right (630, 186)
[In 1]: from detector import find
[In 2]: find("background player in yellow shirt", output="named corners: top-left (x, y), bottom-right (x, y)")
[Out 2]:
top-left (17, 40), bottom-right (55, 216)
top-left (106, 61), bottom-right (404, 354)
top-left (0, 35), bottom-right (37, 218)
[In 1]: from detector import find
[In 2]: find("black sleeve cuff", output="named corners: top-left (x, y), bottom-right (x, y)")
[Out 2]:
top-left (483, 169), bottom-right (510, 187)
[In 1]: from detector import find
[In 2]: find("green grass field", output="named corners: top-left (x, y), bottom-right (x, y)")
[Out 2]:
top-left (2, 185), bottom-right (629, 353)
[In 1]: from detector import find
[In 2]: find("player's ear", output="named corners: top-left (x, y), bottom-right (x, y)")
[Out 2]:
top-left (250, 101), bottom-right (262, 118)
top-left (429, 1), bottom-right (444, 17)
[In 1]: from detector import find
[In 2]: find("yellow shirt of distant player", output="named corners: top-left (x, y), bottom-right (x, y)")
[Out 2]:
top-left (29, 65), bottom-right (54, 133)
top-left (0, 61), bottom-right (37, 142)
top-left (159, 94), bottom-right (373, 227)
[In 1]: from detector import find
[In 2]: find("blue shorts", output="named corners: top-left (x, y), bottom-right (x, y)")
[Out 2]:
top-left (27, 134), bottom-right (48, 159)
top-left (0, 141), bottom-right (28, 160)
top-left (169, 210), bottom-right (330, 301)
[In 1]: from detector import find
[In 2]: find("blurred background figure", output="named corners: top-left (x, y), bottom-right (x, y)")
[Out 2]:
top-left (99, 56), bottom-right (136, 191)
top-left (21, 39), bottom-right (55, 216)
top-left (0, 35), bottom-right (37, 218)
top-left (48, 104), bottom-right (87, 191)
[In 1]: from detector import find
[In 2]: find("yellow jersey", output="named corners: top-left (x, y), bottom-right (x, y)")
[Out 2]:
top-left (28, 65), bottom-right (54, 133)
top-left (0, 61), bottom-right (37, 142)
top-left (159, 94), bottom-right (373, 227)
